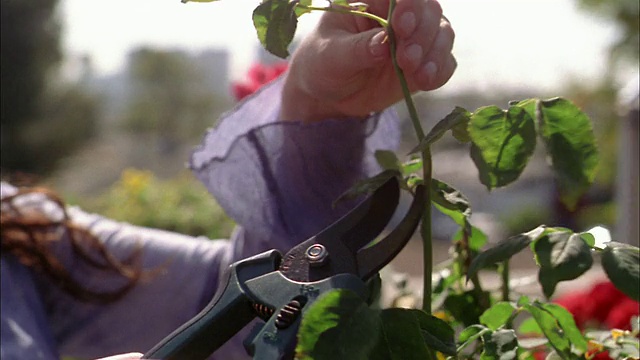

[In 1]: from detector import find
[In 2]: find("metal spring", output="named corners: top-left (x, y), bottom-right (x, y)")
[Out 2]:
top-left (252, 302), bottom-right (275, 320)
top-left (274, 299), bottom-right (303, 329)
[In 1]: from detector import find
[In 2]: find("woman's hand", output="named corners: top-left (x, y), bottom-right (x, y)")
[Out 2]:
top-left (281, 0), bottom-right (456, 122)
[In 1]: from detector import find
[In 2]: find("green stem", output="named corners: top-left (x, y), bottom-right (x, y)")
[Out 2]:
top-left (386, 0), bottom-right (432, 314)
top-left (501, 260), bottom-right (510, 302)
top-left (296, 4), bottom-right (388, 27)
top-left (456, 329), bottom-right (491, 354)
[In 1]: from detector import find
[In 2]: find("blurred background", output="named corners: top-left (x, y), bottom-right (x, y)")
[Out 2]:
top-left (1, 0), bottom-right (638, 247)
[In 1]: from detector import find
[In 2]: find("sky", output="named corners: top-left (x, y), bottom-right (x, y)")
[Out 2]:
top-left (60, 0), bottom-right (628, 95)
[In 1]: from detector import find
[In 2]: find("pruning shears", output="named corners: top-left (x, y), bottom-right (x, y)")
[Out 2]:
top-left (143, 177), bottom-right (425, 360)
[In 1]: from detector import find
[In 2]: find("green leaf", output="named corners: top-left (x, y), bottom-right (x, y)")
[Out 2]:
top-left (517, 295), bottom-right (530, 307)
top-left (402, 156), bottom-right (423, 175)
top-left (480, 302), bottom-right (516, 331)
top-left (375, 150), bottom-right (402, 172)
top-left (410, 106), bottom-right (471, 153)
top-left (534, 232), bottom-right (593, 298)
top-left (458, 324), bottom-right (491, 349)
top-left (538, 303), bottom-right (587, 353)
top-left (252, 0), bottom-right (298, 58)
top-left (467, 226), bottom-right (546, 280)
top-left (444, 290), bottom-right (491, 327)
top-left (296, 289), bottom-right (381, 360)
top-left (523, 303), bottom-right (571, 357)
top-left (294, 0), bottom-right (312, 16)
top-left (601, 242), bottom-right (640, 301)
top-left (405, 174), bottom-right (423, 189)
top-left (469, 105), bottom-right (536, 190)
top-left (579, 232), bottom-right (596, 247)
top-left (372, 309), bottom-right (456, 359)
top-left (480, 329), bottom-right (519, 360)
top-left (536, 98), bottom-right (599, 210)
top-left (433, 202), bottom-right (465, 227)
top-left (452, 225), bottom-right (488, 251)
top-left (518, 317), bottom-right (542, 335)
top-left (333, 169), bottom-right (401, 206)
top-left (416, 310), bottom-right (457, 355)
top-left (431, 178), bottom-right (471, 220)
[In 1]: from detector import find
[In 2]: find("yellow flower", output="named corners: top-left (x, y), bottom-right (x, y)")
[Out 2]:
top-left (120, 168), bottom-right (153, 195)
top-left (585, 340), bottom-right (604, 359)
top-left (433, 310), bottom-right (452, 322)
top-left (610, 328), bottom-right (627, 341)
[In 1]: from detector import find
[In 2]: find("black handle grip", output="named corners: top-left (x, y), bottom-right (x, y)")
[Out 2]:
top-left (143, 250), bottom-right (281, 360)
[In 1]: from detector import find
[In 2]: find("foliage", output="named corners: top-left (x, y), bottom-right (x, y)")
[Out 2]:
top-left (0, 0), bottom-right (61, 131)
top-left (184, 1), bottom-right (640, 359)
top-left (17, 83), bottom-right (100, 175)
top-left (0, 0), bottom-right (100, 175)
top-left (121, 48), bottom-right (230, 155)
top-left (296, 290), bottom-right (456, 360)
top-left (77, 168), bottom-right (235, 240)
top-left (576, 0), bottom-right (639, 64)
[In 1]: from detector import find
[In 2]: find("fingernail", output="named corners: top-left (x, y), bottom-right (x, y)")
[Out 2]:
top-left (424, 61), bottom-right (438, 81)
top-left (405, 44), bottom-right (423, 64)
top-left (399, 12), bottom-right (416, 36)
top-left (369, 31), bottom-right (387, 58)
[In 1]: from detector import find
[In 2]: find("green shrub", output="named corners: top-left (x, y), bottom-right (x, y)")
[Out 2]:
top-left (78, 168), bottom-right (235, 240)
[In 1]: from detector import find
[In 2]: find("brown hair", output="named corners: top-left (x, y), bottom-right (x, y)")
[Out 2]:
top-left (1, 186), bottom-right (143, 304)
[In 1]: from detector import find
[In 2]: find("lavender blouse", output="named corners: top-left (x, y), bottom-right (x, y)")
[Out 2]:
top-left (0, 77), bottom-right (400, 359)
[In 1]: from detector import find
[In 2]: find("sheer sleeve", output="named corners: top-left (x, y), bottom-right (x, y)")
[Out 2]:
top-left (0, 72), bottom-right (402, 360)
top-left (190, 75), bottom-right (401, 258)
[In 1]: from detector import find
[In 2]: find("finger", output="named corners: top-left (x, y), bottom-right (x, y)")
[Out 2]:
top-left (315, 26), bottom-right (391, 75)
top-left (413, 53), bottom-right (457, 91)
top-left (288, 24), bottom-right (390, 104)
top-left (394, 0), bottom-right (443, 74)
top-left (412, 18), bottom-right (455, 90)
top-left (432, 53), bottom-right (457, 90)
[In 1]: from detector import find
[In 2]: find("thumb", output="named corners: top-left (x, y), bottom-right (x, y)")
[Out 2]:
top-left (327, 28), bottom-right (390, 74)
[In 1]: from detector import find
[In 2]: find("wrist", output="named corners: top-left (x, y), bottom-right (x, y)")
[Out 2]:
top-left (279, 71), bottom-right (369, 122)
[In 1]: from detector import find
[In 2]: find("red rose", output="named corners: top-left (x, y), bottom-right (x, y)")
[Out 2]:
top-left (231, 83), bottom-right (258, 101)
top-left (605, 297), bottom-right (640, 330)
top-left (587, 282), bottom-right (627, 324)
top-left (554, 281), bottom-right (636, 331)
top-left (231, 62), bottom-right (289, 101)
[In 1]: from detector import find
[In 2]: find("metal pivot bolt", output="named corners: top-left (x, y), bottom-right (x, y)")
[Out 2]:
top-left (305, 244), bottom-right (328, 267)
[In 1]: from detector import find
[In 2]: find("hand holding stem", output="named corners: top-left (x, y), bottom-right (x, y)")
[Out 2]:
top-left (280, 0), bottom-right (456, 122)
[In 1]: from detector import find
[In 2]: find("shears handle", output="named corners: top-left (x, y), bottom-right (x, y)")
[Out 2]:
top-left (143, 250), bottom-right (281, 360)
